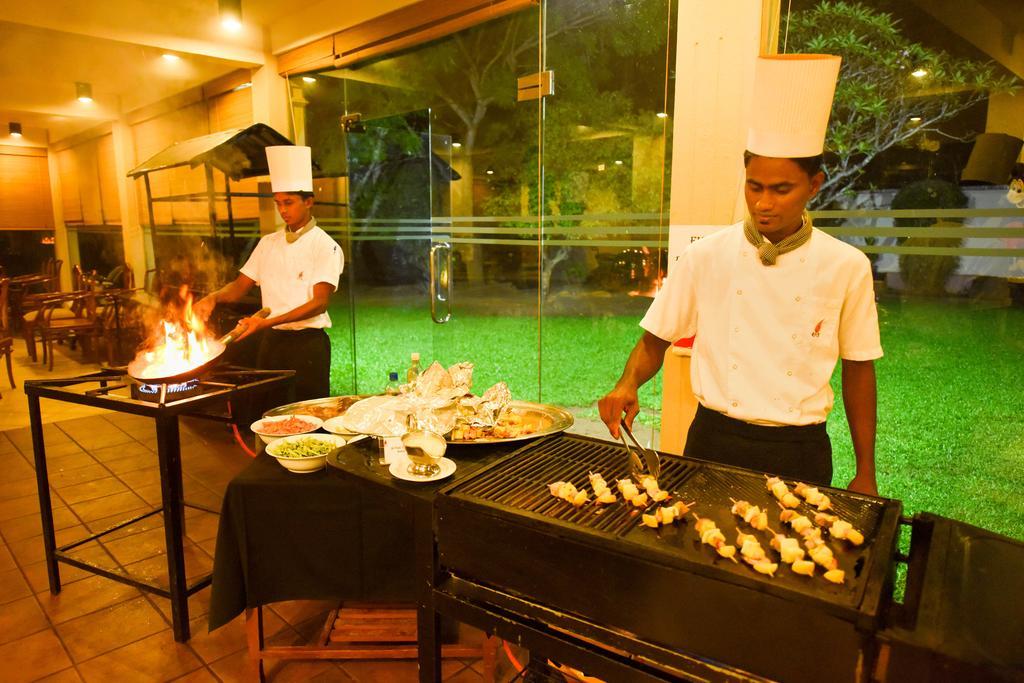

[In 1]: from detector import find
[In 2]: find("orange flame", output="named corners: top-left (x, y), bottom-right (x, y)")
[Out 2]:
top-left (133, 285), bottom-right (224, 379)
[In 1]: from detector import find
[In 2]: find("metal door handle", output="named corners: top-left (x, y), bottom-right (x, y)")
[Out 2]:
top-left (430, 241), bottom-right (452, 323)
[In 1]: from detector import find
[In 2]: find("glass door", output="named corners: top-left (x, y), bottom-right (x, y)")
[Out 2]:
top-left (293, 0), bottom-right (674, 437)
top-left (293, 4), bottom-right (545, 399)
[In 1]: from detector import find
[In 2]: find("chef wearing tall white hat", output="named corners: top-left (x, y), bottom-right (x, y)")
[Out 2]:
top-left (599, 54), bottom-right (882, 495)
top-left (196, 145), bottom-right (344, 403)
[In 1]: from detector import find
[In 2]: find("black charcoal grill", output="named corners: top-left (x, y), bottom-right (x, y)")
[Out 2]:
top-left (435, 434), bottom-right (903, 682)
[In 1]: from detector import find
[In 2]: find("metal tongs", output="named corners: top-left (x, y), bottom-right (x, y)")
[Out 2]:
top-left (618, 419), bottom-right (661, 480)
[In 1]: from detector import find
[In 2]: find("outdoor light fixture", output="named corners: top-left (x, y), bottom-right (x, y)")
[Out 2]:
top-left (656, 112), bottom-right (668, 118)
top-left (219, 0), bottom-right (242, 31)
top-left (162, 53), bottom-right (181, 62)
top-left (451, 142), bottom-right (462, 149)
top-left (302, 76), bottom-right (316, 83)
top-left (76, 82), bottom-right (93, 103)
top-left (486, 169), bottom-right (495, 175)
top-left (911, 68), bottom-right (928, 78)
top-left (9, 122), bottom-right (22, 138)
top-left (614, 159), bottom-right (623, 165)
top-left (910, 116), bottom-right (922, 123)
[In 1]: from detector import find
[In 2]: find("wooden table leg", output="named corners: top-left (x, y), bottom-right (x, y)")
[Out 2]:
top-left (245, 607), bottom-right (267, 683)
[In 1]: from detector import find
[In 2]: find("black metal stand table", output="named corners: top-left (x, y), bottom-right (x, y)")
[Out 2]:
top-left (24, 366), bottom-right (293, 642)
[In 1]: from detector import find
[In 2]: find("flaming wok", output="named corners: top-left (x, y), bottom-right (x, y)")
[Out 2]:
top-left (127, 286), bottom-right (269, 383)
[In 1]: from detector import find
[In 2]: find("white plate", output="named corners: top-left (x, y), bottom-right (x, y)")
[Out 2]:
top-left (322, 415), bottom-right (358, 436)
top-left (388, 457), bottom-right (456, 483)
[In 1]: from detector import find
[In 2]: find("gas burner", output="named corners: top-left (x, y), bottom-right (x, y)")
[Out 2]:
top-left (131, 377), bottom-right (203, 402)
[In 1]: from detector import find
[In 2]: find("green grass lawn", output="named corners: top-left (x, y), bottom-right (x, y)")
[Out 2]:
top-left (326, 297), bottom-right (1024, 541)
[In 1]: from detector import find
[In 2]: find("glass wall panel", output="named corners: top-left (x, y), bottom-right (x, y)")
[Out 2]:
top-left (783, 0), bottom-right (1024, 539)
top-left (539, 0), bottom-right (674, 443)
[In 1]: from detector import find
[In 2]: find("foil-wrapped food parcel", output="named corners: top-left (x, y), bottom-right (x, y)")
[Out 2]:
top-left (341, 361), bottom-right (536, 441)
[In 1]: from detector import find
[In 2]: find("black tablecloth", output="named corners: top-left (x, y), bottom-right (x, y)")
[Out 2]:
top-left (208, 438), bottom-right (519, 631)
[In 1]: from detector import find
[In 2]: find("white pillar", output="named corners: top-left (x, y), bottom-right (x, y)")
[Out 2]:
top-left (660, 0), bottom-right (768, 454)
top-left (46, 142), bottom-right (74, 292)
top-left (251, 55), bottom-right (292, 137)
top-left (111, 117), bottom-right (150, 294)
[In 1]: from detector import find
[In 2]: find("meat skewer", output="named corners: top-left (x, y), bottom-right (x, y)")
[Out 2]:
top-left (729, 498), bottom-right (769, 530)
top-left (640, 500), bottom-right (696, 529)
top-left (793, 481), bottom-right (833, 511)
top-left (766, 475), bottom-right (801, 509)
top-left (692, 514), bottom-right (738, 562)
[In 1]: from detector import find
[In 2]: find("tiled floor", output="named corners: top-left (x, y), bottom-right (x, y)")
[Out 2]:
top-left (0, 404), bottom-right (517, 681)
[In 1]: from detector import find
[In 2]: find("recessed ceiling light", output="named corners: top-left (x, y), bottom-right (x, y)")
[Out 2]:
top-left (9, 122), bottom-right (23, 138)
top-left (219, 0), bottom-right (242, 32)
top-left (302, 76), bottom-right (316, 84)
top-left (911, 68), bottom-right (928, 78)
top-left (76, 82), bottom-right (93, 103)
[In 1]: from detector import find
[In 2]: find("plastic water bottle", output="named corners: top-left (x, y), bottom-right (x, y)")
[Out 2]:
top-left (406, 352), bottom-right (422, 384)
top-left (383, 371), bottom-right (401, 395)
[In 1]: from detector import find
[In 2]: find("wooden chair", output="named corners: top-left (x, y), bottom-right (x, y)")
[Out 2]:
top-left (23, 264), bottom-right (84, 362)
top-left (0, 278), bottom-right (16, 397)
top-left (36, 291), bottom-right (102, 371)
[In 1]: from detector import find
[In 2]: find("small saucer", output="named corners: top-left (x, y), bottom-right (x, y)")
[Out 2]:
top-left (388, 457), bottom-right (456, 483)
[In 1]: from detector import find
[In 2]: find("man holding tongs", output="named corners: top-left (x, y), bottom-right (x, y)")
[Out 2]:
top-left (599, 55), bottom-right (882, 496)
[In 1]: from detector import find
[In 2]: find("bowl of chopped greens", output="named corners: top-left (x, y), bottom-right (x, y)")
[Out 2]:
top-left (264, 434), bottom-right (347, 473)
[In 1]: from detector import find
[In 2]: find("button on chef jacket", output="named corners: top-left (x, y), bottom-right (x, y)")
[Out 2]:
top-left (240, 218), bottom-right (344, 330)
top-left (641, 223), bottom-right (882, 426)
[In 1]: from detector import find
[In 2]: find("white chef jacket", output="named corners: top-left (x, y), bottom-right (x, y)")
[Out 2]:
top-left (641, 223), bottom-right (882, 426)
top-left (240, 219), bottom-right (344, 330)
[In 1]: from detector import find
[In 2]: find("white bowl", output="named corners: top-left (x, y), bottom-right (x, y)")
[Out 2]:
top-left (251, 414), bottom-right (324, 444)
top-left (265, 433), bottom-right (347, 473)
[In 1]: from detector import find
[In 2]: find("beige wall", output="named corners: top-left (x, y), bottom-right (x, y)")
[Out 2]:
top-left (659, 0), bottom-right (768, 454)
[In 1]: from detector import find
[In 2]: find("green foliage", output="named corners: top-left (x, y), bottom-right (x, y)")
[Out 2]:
top-left (890, 179), bottom-right (966, 295)
top-left (789, 1), bottom-right (1019, 206)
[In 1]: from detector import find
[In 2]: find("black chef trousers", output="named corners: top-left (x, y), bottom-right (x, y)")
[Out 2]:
top-left (256, 327), bottom-right (332, 404)
top-left (683, 404), bottom-right (833, 486)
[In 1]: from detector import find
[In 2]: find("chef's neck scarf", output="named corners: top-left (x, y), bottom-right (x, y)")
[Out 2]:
top-left (743, 211), bottom-right (813, 266)
top-left (285, 218), bottom-right (315, 244)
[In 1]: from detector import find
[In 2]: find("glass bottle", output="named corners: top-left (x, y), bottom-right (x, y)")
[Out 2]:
top-left (383, 371), bottom-right (401, 395)
top-left (406, 352), bottom-right (422, 384)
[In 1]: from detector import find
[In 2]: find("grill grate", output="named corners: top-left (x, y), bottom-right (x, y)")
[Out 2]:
top-left (456, 434), bottom-right (699, 537)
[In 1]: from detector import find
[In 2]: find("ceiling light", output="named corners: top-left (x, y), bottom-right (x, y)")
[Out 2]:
top-left (911, 68), bottom-right (928, 78)
top-left (656, 112), bottom-right (668, 119)
top-left (9, 122), bottom-right (22, 138)
top-left (302, 76), bottom-right (316, 84)
top-left (232, 81), bottom-right (252, 92)
top-left (219, 0), bottom-right (242, 31)
top-left (162, 53), bottom-right (180, 62)
top-left (76, 82), bottom-right (93, 103)
top-left (451, 142), bottom-right (462, 149)
top-left (909, 116), bottom-right (922, 123)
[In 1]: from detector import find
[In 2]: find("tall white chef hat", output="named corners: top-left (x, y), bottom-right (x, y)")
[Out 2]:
top-left (266, 145), bottom-right (313, 193)
top-left (747, 54), bottom-right (842, 159)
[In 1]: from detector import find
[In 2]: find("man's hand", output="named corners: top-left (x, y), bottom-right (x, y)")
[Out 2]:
top-left (847, 472), bottom-right (878, 497)
top-left (234, 315), bottom-right (272, 342)
top-left (598, 384), bottom-right (640, 440)
top-left (193, 295), bottom-right (217, 322)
